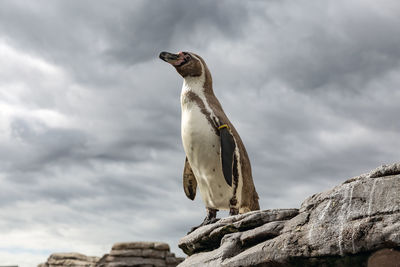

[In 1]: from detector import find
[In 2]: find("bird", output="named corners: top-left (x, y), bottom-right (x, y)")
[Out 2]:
top-left (159, 51), bottom-right (259, 231)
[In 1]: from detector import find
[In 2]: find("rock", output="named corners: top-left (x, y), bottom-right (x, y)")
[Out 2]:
top-left (38, 252), bottom-right (99, 267)
top-left (109, 249), bottom-right (142, 257)
top-left (368, 248), bottom-right (400, 267)
top-left (112, 241), bottom-right (158, 250)
top-left (154, 242), bottom-right (171, 251)
top-left (102, 256), bottom-right (166, 267)
top-left (178, 208), bottom-right (299, 256)
top-left (142, 248), bottom-right (167, 258)
top-left (38, 242), bottom-right (183, 267)
top-left (97, 241), bottom-right (184, 267)
top-left (177, 162), bottom-right (400, 266)
top-left (239, 220), bottom-right (285, 247)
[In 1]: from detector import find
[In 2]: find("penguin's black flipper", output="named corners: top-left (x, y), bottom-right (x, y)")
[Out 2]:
top-left (220, 126), bottom-right (235, 187)
top-left (183, 157), bottom-right (197, 200)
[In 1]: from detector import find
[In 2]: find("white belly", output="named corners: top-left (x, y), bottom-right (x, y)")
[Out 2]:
top-left (181, 104), bottom-right (233, 210)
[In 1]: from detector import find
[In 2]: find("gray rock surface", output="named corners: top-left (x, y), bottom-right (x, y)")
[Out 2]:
top-left (38, 252), bottom-right (99, 267)
top-left (38, 242), bottom-right (184, 267)
top-left (178, 208), bottom-right (299, 256)
top-left (96, 241), bottom-right (184, 267)
top-left (178, 162), bottom-right (400, 267)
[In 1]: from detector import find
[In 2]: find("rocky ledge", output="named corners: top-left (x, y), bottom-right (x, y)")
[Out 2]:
top-left (38, 252), bottom-right (99, 267)
top-left (38, 242), bottom-right (184, 267)
top-left (97, 241), bottom-right (184, 267)
top-left (178, 162), bottom-right (400, 267)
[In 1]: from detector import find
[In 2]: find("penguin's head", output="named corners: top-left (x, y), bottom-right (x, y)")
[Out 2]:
top-left (159, 51), bottom-right (202, 78)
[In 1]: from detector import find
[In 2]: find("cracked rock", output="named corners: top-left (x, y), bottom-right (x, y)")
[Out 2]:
top-left (178, 163), bottom-right (400, 267)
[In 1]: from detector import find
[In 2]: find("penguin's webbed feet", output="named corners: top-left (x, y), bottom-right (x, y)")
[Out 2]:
top-left (229, 196), bottom-right (239, 216)
top-left (187, 208), bottom-right (220, 234)
top-left (229, 207), bottom-right (239, 216)
top-left (187, 217), bottom-right (220, 234)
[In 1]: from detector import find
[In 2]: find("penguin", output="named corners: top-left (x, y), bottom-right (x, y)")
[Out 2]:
top-left (159, 51), bottom-right (259, 231)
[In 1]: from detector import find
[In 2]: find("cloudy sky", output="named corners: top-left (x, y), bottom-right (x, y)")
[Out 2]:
top-left (0, 0), bottom-right (400, 266)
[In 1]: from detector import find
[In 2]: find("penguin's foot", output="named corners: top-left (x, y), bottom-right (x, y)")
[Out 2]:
top-left (187, 208), bottom-right (219, 234)
top-left (229, 196), bottom-right (239, 216)
top-left (229, 207), bottom-right (239, 216)
top-left (188, 217), bottom-right (220, 234)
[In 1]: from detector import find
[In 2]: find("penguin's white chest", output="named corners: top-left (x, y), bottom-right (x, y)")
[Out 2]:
top-left (181, 101), bottom-right (233, 210)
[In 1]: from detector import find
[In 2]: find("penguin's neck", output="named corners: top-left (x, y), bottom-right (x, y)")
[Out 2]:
top-left (181, 63), bottom-right (213, 96)
top-left (180, 59), bottom-right (215, 114)
top-left (181, 74), bottom-right (206, 96)
top-left (181, 74), bottom-right (217, 120)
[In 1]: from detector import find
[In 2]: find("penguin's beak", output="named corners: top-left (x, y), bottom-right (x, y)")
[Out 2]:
top-left (159, 51), bottom-right (187, 66)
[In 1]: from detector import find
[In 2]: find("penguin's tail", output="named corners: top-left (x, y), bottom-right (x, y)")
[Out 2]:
top-left (250, 192), bottom-right (260, 211)
top-left (239, 192), bottom-right (260, 213)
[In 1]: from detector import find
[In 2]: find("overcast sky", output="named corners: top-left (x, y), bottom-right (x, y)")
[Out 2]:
top-left (0, 0), bottom-right (400, 266)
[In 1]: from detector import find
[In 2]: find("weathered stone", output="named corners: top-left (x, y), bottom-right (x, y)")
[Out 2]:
top-left (165, 257), bottom-right (178, 264)
top-left (95, 254), bottom-right (108, 267)
top-left (345, 162), bottom-right (400, 183)
top-left (166, 256), bottom-right (185, 264)
top-left (142, 248), bottom-right (166, 258)
top-left (154, 242), bottom-right (170, 251)
top-left (97, 241), bottom-right (182, 267)
top-left (178, 208), bottom-right (298, 256)
top-left (47, 259), bottom-right (94, 266)
top-left (109, 249), bottom-right (142, 257)
top-left (112, 241), bottom-right (155, 250)
top-left (177, 163), bottom-right (400, 267)
top-left (39, 252), bottom-right (99, 267)
top-left (50, 253), bottom-right (93, 261)
top-left (368, 248), bottom-right (400, 267)
top-left (166, 252), bottom-right (175, 257)
top-left (40, 241), bottom-right (183, 267)
top-left (104, 256), bottom-right (167, 266)
top-left (239, 220), bottom-right (284, 247)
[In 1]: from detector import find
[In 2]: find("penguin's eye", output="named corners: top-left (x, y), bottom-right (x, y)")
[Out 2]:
top-left (184, 54), bottom-right (191, 61)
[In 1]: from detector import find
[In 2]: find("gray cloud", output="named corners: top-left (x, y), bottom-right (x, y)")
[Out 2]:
top-left (0, 0), bottom-right (249, 88)
top-left (0, 0), bottom-right (400, 266)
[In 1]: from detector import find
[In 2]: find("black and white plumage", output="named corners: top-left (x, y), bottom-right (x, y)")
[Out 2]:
top-left (159, 51), bottom-right (259, 229)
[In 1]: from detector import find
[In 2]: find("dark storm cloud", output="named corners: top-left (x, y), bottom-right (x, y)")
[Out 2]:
top-left (205, 0), bottom-right (400, 94)
top-left (0, 0), bottom-right (251, 178)
top-left (0, 117), bottom-right (87, 174)
top-left (268, 12), bottom-right (400, 92)
top-left (104, 0), bottom-right (249, 64)
top-left (1, 1), bottom-right (400, 266)
top-left (0, 0), bottom-right (249, 86)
